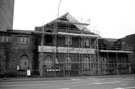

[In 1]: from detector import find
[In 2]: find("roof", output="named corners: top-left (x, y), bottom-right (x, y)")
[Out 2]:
top-left (58, 13), bottom-right (89, 31)
top-left (104, 38), bottom-right (118, 42)
top-left (0, 29), bottom-right (33, 35)
top-left (43, 13), bottom-right (95, 35)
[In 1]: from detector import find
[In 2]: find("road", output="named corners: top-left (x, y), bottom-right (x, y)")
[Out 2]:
top-left (0, 76), bottom-right (135, 89)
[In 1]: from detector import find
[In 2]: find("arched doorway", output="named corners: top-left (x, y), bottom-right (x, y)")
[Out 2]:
top-left (83, 57), bottom-right (89, 70)
top-left (82, 57), bottom-right (90, 75)
top-left (65, 56), bottom-right (72, 76)
top-left (44, 55), bottom-right (53, 69)
top-left (20, 54), bottom-right (29, 70)
top-left (43, 55), bottom-right (53, 77)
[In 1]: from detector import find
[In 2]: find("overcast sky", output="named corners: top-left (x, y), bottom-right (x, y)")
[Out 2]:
top-left (13, 0), bottom-right (135, 38)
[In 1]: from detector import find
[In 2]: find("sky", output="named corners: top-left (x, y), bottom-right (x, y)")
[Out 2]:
top-left (13, 0), bottom-right (135, 38)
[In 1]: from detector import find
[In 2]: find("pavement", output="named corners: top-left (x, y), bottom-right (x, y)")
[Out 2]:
top-left (0, 74), bottom-right (135, 89)
top-left (0, 74), bottom-right (135, 82)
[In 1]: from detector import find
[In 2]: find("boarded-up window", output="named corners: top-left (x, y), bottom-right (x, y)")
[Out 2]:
top-left (44, 56), bottom-right (53, 69)
top-left (83, 57), bottom-right (89, 70)
top-left (65, 57), bottom-right (72, 70)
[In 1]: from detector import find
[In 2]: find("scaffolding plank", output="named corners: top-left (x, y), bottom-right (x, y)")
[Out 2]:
top-left (100, 50), bottom-right (133, 53)
top-left (34, 31), bottom-right (99, 37)
top-left (58, 32), bottom-right (99, 37)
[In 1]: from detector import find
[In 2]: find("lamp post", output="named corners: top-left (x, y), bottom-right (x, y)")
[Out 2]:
top-left (57, 0), bottom-right (62, 18)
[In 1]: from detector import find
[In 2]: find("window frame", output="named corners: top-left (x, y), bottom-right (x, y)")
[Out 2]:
top-left (0, 35), bottom-right (11, 43)
top-left (65, 36), bottom-right (72, 46)
top-left (84, 37), bottom-right (90, 46)
top-left (18, 36), bottom-right (30, 44)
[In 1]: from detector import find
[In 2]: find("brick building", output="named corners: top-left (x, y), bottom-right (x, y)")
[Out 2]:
top-left (0, 13), bottom-right (133, 77)
top-left (0, 30), bottom-right (35, 77)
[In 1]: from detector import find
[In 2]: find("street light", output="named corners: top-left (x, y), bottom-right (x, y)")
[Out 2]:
top-left (57, 0), bottom-right (62, 18)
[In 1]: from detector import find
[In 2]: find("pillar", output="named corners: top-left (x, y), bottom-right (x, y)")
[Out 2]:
top-left (39, 52), bottom-right (44, 77)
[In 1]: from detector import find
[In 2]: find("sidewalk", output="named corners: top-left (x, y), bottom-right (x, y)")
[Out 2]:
top-left (0, 74), bottom-right (135, 82)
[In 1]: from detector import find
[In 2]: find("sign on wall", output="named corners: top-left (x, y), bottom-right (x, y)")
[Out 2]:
top-left (38, 46), bottom-right (95, 54)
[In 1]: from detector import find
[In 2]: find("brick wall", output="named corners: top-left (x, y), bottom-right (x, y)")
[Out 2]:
top-left (0, 31), bottom-right (35, 77)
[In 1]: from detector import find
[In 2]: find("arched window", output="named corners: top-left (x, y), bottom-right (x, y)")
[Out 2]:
top-left (65, 56), bottom-right (72, 70)
top-left (83, 57), bottom-right (89, 70)
top-left (44, 55), bottom-right (53, 69)
top-left (20, 54), bottom-right (29, 70)
top-left (45, 30), bottom-right (53, 44)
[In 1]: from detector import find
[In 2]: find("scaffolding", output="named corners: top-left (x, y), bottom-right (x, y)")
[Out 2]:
top-left (38, 13), bottom-right (133, 77)
top-left (98, 40), bottom-right (133, 75)
top-left (0, 13), bottom-right (134, 78)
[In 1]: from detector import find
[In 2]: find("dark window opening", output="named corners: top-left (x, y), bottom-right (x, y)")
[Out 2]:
top-left (45, 30), bottom-right (53, 44)
top-left (24, 62), bottom-right (27, 66)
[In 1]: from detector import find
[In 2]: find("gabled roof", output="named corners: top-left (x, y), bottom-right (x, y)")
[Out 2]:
top-left (58, 13), bottom-right (89, 31)
top-left (44, 13), bottom-right (92, 34)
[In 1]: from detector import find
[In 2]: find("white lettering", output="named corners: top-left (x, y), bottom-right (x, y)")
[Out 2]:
top-left (38, 46), bottom-right (95, 54)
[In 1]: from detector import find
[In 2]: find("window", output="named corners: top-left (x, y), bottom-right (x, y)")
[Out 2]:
top-left (65, 36), bottom-right (72, 45)
top-left (20, 55), bottom-right (29, 70)
top-left (83, 57), bottom-right (89, 70)
top-left (0, 36), bottom-right (11, 43)
top-left (45, 34), bottom-right (53, 43)
top-left (45, 30), bottom-right (53, 44)
top-left (18, 37), bottom-right (30, 44)
top-left (84, 38), bottom-right (89, 46)
top-left (65, 56), bottom-right (72, 70)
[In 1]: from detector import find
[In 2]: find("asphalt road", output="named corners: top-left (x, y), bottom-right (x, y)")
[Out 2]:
top-left (0, 76), bottom-right (135, 89)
